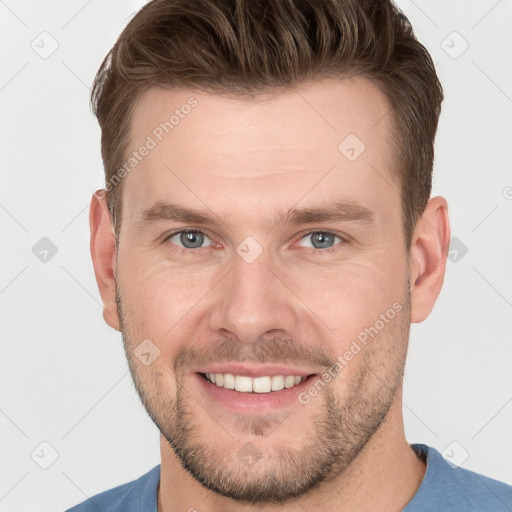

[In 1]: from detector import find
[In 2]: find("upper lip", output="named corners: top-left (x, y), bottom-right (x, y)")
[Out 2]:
top-left (193, 363), bottom-right (319, 378)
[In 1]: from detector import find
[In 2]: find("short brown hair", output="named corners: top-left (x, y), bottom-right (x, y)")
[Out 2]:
top-left (91, 0), bottom-right (443, 249)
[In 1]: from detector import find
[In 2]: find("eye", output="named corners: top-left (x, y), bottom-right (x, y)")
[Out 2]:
top-left (163, 229), bottom-right (347, 256)
top-left (296, 231), bottom-right (346, 254)
top-left (164, 229), bottom-right (214, 254)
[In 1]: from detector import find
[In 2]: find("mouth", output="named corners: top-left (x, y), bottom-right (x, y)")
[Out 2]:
top-left (198, 372), bottom-right (314, 393)
top-left (193, 371), bottom-right (320, 413)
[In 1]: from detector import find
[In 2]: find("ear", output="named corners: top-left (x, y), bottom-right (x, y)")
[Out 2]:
top-left (90, 191), bottom-right (120, 331)
top-left (409, 196), bottom-right (451, 323)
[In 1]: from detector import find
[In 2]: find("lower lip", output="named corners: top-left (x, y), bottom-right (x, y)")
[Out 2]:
top-left (193, 372), bottom-right (320, 413)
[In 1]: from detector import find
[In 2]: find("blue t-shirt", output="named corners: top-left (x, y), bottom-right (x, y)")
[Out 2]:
top-left (65, 444), bottom-right (512, 511)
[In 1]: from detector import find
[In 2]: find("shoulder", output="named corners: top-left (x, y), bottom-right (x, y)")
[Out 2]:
top-left (64, 465), bottom-right (160, 512)
top-left (405, 444), bottom-right (512, 512)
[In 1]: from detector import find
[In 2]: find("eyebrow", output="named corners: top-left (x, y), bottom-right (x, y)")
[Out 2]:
top-left (136, 199), bottom-right (375, 230)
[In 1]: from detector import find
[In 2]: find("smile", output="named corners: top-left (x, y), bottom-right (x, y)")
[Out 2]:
top-left (200, 372), bottom-right (309, 393)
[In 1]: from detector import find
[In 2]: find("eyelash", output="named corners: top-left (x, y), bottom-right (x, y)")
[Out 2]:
top-left (162, 229), bottom-right (347, 256)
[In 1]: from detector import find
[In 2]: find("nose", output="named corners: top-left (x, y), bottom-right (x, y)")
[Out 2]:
top-left (208, 247), bottom-right (300, 345)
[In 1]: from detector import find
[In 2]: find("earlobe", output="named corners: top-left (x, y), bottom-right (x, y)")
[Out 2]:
top-left (89, 191), bottom-right (121, 331)
top-left (409, 196), bottom-right (451, 323)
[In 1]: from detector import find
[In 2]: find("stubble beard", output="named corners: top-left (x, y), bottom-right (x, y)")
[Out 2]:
top-left (117, 284), bottom-right (411, 505)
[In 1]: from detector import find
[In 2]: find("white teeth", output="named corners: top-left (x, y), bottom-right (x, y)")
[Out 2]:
top-left (235, 375), bottom-right (253, 392)
top-left (284, 375), bottom-right (296, 388)
top-left (253, 376), bottom-right (272, 393)
top-left (203, 373), bottom-right (306, 393)
top-left (223, 373), bottom-right (235, 389)
top-left (271, 375), bottom-right (284, 391)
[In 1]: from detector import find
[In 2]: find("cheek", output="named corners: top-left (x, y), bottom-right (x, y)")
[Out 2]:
top-left (119, 263), bottom-right (214, 342)
top-left (310, 266), bottom-right (409, 395)
top-left (119, 242), bottom-right (408, 349)
top-left (290, 259), bottom-right (407, 335)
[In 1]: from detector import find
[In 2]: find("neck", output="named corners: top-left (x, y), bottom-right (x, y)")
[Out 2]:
top-left (158, 391), bottom-right (426, 512)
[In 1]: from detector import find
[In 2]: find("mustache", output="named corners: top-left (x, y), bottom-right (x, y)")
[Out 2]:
top-left (173, 336), bottom-right (336, 374)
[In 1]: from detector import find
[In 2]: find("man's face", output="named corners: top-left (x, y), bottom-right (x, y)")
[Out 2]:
top-left (115, 77), bottom-right (412, 504)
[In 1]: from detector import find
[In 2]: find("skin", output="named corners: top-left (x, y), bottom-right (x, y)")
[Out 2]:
top-left (90, 76), bottom-right (450, 512)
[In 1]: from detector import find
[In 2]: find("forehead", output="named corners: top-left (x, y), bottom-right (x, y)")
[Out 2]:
top-left (123, 76), bottom-right (399, 227)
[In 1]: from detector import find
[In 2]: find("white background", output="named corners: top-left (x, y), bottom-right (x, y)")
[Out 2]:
top-left (1, 1), bottom-right (511, 510)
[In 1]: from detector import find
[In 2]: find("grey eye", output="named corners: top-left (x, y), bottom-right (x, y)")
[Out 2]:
top-left (299, 232), bottom-right (341, 250)
top-left (169, 230), bottom-right (213, 249)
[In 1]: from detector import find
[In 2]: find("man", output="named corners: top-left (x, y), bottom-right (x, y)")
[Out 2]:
top-left (67, 0), bottom-right (512, 510)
